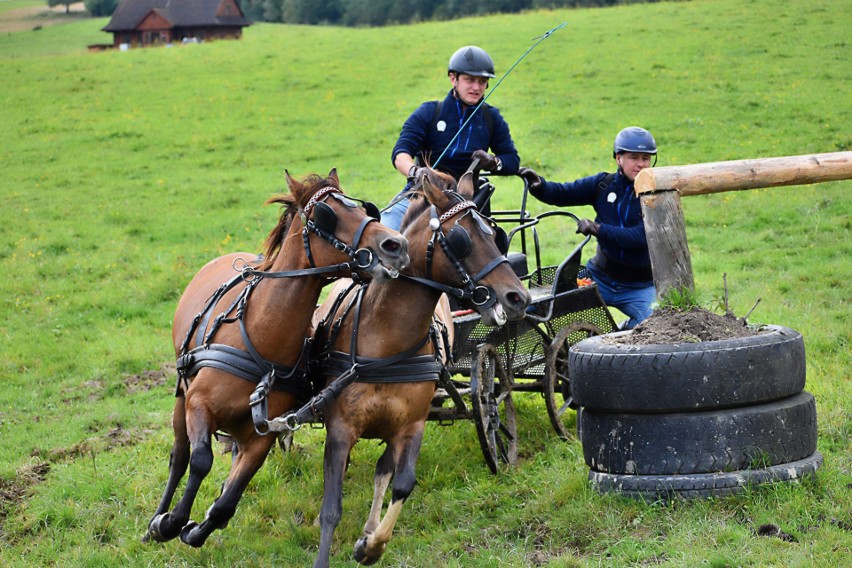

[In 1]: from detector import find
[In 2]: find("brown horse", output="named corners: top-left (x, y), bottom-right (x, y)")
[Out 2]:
top-left (308, 168), bottom-right (531, 567)
top-left (143, 169), bottom-right (409, 547)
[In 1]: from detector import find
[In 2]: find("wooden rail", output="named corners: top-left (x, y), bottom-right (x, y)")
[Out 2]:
top-left (633, 151), bottom-right (852, 298)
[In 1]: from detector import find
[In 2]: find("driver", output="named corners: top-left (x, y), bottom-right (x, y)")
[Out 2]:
top-left (381, 45), bottom-right (521, 230)
top-left (519, 127), bottom-right (658, 329)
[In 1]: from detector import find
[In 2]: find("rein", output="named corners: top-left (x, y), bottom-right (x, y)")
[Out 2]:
top-left (255, 282), bottom-right (443, 434)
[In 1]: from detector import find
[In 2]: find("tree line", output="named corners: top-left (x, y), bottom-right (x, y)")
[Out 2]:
top-left (44, 0), bottom-right (655, 25)
top-left (237, 0), bottom-right (656, 26)
top-left (47, 0), bottom-right (117, 17)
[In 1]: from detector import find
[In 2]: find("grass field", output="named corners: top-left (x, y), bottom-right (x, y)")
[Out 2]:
top-left (0, 0), bottom-right (850, 566)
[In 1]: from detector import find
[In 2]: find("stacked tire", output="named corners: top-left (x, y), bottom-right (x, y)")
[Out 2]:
top-left (569, 325), bottom-right (822, 501)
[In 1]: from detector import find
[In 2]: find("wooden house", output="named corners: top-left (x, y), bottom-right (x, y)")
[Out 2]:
top-left (102, 0), bottom-right (251, 48)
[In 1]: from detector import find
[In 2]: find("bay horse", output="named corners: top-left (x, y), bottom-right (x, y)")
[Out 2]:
top-left (143, 169), bottom-right (409, 547)
top-left (307, 167), bottom-right (531, 567)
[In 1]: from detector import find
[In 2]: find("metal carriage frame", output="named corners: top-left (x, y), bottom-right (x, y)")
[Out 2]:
top-left (429, 177), bottom-right (617, 473)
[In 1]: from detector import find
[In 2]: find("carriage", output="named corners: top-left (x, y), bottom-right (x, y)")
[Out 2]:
top-left (428, 174), bottom-right (617, 473)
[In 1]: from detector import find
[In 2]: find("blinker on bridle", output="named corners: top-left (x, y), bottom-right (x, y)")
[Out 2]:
top-left (427, 196), bottom-right (509, 309)
top-left (301, 186), bottom-right (383, 280)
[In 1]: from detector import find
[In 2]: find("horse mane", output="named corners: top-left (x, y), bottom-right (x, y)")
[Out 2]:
top-left (259, 173), bottom-right (339, 270)
top-left (400, 169), bottom-right (457, 230)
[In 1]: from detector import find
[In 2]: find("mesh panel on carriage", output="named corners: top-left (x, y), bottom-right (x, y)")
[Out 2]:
top-left (447, 279), bottom-right (616, 380)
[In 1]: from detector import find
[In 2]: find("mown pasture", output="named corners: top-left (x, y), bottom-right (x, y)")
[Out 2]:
top-left (0, 0), bottom-right (849, 566)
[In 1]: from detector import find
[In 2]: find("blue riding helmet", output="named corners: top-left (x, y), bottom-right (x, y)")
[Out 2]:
top-left (613, 126), bottom-right (657, 158)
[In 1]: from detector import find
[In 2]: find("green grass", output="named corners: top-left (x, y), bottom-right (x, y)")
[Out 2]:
top-left (1, 0), bottom-right (850, 566)
top-left (0, 0), bottom-right (45, 15)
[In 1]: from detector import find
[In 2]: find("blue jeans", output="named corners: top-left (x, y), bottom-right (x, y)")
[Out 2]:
top-left (587, 262), bottom-right (656, 329)
top-left (380, 190), bottom-right (410, 231)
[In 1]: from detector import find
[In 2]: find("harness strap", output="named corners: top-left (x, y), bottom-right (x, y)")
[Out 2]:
top-left (320, 351), bottom-right (442, 383)
top-left (350, 216), bottom-right (374, 252)
top-left (280, 332), bottom-right (435, 430)
top-left (243, 261), bottom-right (360, 280)
top-left (471, 255), bottom-right (510, 283)
top-left (261, 293), bottom-right (440, 434)
top-left (176, 343), bottom-right (311, 396)
top-left (398, 273), bottom-right (470, 300)
top-left (184, 272), bottom-right (246, 353)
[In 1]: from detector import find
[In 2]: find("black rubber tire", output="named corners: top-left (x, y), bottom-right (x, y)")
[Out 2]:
top-left (589, 452), bottom-right (823, 502)
top-left (569, 325), bottom-right (805, 413)
top-left (580, 392), bottom-right (818, 475)
top-left (470, 344), bottom-right (517, 474)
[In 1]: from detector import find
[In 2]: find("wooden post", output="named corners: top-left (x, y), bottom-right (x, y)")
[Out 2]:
top-left (639, 191), bottom-right (694, 299)
top-left (634, 151), bottom-right (852, 299)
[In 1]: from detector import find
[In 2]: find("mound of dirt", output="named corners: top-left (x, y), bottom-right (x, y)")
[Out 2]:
top-left (608, 306), bottom-right (762, 346)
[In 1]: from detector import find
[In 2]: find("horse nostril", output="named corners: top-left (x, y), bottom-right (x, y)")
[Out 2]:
top-left (507, 289), bottom-right (531, 310)
top-left (381, 237), bottom-right (408, 259)
top-left (382, 239), bottom-right (400, 254)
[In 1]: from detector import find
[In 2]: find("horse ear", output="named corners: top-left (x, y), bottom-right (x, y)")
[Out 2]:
top-left (327, 168), bottom-right (339, 186)
top-left (421, 169), bottom-right (450, 209)
top-left (457, 171), bottom-right (475, 199)
top-left (285, 169), bottom-right (297, 191)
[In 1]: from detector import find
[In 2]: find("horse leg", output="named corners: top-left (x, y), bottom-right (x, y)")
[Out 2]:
top-left (353, 429), bottom-right (424, 566)
top-left (144, 396), bottom-right (191, 542)
top-left (179, 431), bottom-right (277, 547)
top-left (147, 401), bottom-right (215, 543)
top-left (362, 445), bottom-right (395, 536)
top-left (314, 428), bottom-right (356, 568)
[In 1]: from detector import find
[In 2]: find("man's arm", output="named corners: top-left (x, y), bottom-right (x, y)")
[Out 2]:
top-left (394, 153), bottom-right (418, 177)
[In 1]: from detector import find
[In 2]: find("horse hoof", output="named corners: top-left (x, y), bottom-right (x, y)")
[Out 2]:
top-left (353, 536), bottom-right (384, 566)
top-left (179, 521), bottom-right (206, 548)
top-left (147, 513), bottom-right (179, 543)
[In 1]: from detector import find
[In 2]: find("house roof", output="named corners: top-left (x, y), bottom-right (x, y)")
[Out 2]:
top-left (103, 0), bottom-right (251, 32)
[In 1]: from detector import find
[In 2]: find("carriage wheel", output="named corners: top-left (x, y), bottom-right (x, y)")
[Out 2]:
top-left (544, 323), bottom-right (604, 441)
top-left (471, 344), bottom-right (517, 474)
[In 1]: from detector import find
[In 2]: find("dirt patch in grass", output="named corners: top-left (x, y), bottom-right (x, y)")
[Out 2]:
top-left (2, 425), bottom-right (153, 519)
top-left (0, 3), bottom-right (88, 33)
top-left (0, 462), bottom-right (50, 520)
top-left (124, 363), bottom-right (174, 393)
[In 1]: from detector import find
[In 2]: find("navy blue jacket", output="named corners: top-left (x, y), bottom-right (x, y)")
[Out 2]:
top-left (392, 90), bottom-right (520, 181)
top-left (531, 171), bottom-right (652, 278)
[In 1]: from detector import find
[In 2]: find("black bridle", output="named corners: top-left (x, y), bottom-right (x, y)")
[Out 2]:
top-left (300, 187), bottom-right (383, 277)
top-left (404, 191), bottom-right (509, 309)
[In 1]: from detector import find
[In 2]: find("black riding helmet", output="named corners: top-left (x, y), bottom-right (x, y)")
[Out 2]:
top-left (448, 46), bottom-right (495, 78)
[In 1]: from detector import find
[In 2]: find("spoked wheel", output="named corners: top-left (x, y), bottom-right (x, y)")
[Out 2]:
top-left (544, 323), bottom-right (604, 440)
top-left (471, 344), bottom-right (517, 474)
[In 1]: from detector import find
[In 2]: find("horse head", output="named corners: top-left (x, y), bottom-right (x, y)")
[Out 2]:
top-left (402, 168), bottom-right (530, 326)
top-left (263, 169), bottom-right (409, 282)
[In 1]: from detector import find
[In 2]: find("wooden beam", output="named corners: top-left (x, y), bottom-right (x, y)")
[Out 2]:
top-left (635, 151), bottom-right (852, 196)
